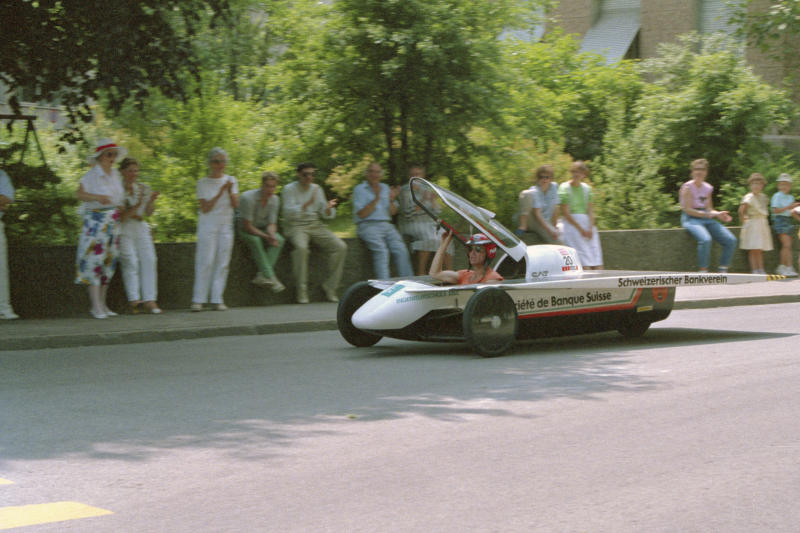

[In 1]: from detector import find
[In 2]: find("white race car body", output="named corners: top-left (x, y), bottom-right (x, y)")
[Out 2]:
top-left (337, 178), bottom-right (776, 356)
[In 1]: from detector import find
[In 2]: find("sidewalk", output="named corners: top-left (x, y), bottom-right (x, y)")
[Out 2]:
top-left (2, 280), bottom-right (798, 351)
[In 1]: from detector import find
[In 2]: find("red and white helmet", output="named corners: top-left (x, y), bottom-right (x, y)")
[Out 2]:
top-left (465, 233), bottom-right (497, 259)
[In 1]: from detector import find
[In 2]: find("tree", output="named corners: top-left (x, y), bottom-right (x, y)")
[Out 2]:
top-left (635, 33), bottom-right (794, 198)
top-left (313, 0), bottom-right (542, 189)
top-left (0, 0), bottom-right (228, 137)
top-left (730, 0), bottom-right (800, 90)
top-left (498, 32), bottom-right (643, 162)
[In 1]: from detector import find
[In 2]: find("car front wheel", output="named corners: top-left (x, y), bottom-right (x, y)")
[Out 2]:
top-left (337, 281), bottom-right (383, 347)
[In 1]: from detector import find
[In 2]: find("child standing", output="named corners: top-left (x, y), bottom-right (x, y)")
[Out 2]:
top-left (770, 173), bottom-right (800, 277)
top-left (738, 173), bottom-right (772, 274)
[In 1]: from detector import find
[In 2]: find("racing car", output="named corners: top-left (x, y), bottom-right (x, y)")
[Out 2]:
top-left (337, 177), bottom-right (775, 357)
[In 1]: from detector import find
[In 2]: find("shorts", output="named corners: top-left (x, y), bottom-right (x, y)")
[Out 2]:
top-left (772, 215), bottom-right (794, 235)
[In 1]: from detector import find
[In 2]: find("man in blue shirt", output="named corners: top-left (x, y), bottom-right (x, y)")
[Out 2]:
top-left (352, 162), bottom-right (413, 279)
top-left (0, 169), bottom-right (18, 319)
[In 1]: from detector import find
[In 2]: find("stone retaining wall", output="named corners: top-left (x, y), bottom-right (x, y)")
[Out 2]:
top-left (8, 227), bottom-right (798, 318)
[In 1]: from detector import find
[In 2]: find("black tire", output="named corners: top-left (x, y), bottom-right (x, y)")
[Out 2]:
top-left (617, 319), bottom-right (651, 338)
top-left (337, 281), bottom-right (383, 347)
top-left (463, 287), bottom-right (518, 357)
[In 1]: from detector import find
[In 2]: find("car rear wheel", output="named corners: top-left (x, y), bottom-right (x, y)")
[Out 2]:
top-left (463, 287), bottom-right (518, 357)
top-left (617, 319), bottom-right (651, 338)
top-left (337, 281), bottom-right (383, 347)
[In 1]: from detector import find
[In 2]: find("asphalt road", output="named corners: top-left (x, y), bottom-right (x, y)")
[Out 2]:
top-left (2, 303), bottom-right (799, 532)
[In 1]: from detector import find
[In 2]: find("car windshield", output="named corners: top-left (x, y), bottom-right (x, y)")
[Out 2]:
top-left (408, 177), bottom-right (526, 262)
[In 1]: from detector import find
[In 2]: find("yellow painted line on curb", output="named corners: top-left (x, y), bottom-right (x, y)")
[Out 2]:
top-left (0, 502), bottom-right (113, 530)
top-left (0, 479), bottom-right (13, 486)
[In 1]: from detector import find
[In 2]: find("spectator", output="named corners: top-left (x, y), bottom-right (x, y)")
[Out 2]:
top-left (770, 173), bottom-right (800, 277)
top-left (353, 162), bottom-right (413, 279)
top-left (429, 230), bottom-right (503, 285)
top-left (75, 138), bottom-right (126, 318)
top-left (238, 171), bottom-right (286, 293)
top-left (558, 161), bottom-right (603, 269)
top-left (118, 157), bottom-right (161, 314)
top-left (398, 164), bottom-right (452, 275)
top-left (679, 158), bottom-right (736, 273)
top-left (737, 172), bottom-right (772, 274)
top-left (0, 168), bottom-right (18, 319)
top-left (281, 163), bottom-right (346, 303)
top-left (516, 164), bottom-right (561, 244)
top-left (192, 147), bottom-right (239, 311)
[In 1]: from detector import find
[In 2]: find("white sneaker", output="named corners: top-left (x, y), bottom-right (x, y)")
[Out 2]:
top-left (0, 310), bottom-right (20, 320)
top-left (251, 273), bottom-right (272, 287)
top-left (776, 265), bottom-right (789, 276)
top-left (269, 277), bottom-right (286, 293)
top-left (297, 285), bottom-right (309, 304)
top-left (785, 267), bottom-right (799, 277)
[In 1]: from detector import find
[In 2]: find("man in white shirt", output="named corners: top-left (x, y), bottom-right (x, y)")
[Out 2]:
top-left (0, 169), bottom-right (18, 319)
top-left (280, 163), bottom-right (347, 303)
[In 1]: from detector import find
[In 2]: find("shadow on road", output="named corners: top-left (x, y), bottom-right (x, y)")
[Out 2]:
top-left (0, 327), bottom-right (793, 465)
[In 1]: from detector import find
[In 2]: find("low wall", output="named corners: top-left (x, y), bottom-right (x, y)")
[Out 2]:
top-left (7, 227), bottom-right (798, 318)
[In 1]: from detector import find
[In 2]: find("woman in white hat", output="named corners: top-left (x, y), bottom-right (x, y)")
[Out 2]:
top-left (75, 138), bottom-right (127, 318)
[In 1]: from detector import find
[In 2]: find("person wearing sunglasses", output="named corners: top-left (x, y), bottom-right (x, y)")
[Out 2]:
top-left (516, 164), bottom-right (561, 244)
top-left (429, 230), bottom-right (503, 285)
top-left (280, 162), bottom-right (347, 303)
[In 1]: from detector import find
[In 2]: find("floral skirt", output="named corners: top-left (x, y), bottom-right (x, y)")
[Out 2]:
top-left (75, 208), bottom-right (121, 285)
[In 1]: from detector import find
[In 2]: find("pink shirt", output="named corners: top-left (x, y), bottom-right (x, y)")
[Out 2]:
top-left (681, 180), bottom-right (713, 211)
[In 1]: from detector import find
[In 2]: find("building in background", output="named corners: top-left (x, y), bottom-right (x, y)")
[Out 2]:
top-left (549, 0), bottom-right (798, 144)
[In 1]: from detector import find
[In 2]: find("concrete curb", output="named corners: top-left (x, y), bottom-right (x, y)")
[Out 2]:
top-left (5, 294), bottom-right (799, 351)
top-left (2, 320), bottom-right (339, 351)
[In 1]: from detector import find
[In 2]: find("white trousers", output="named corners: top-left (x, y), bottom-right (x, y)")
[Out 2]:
top-left (193, 217), bottom-right (234, 304)
top-left (119, 220), bottom-right (158, 302)
top-left (0, 219), bottom-right (13, 314)
top-left (559, 213), bottom-right (603, 267)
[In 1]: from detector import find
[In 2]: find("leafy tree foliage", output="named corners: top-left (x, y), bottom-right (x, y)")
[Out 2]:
top-left (730, 0), bottom-right (800, 89)
top-left (312, 0), bottom-right (541, 189)
top-left (592, 102), bottom-right (677, 229)
top-left (0, 0), bottom-right (228, 136)
top-left (635, 33), bottom-right (794, 200)
top-left (498, 33), bottom-right (643, 162)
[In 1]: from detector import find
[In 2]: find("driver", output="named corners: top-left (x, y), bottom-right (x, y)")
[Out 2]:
top-left (429, 230), bottom-right (503, 285)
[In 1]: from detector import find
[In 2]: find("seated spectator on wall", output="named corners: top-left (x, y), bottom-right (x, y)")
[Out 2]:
top-left (237, 171), bottom-right (286, 293)
top-left (679, 158), bottom-right (736, 273)
top-left (398, 164), bottom-right (452, 275)
top-left (118, 157), bottom-right (162, 314)
top-left (353, 162), bottom-right (413, 280)
top-left (281, 163), bottom-right (347, 303)
top-left (516, 164), bottom-right (562, 245)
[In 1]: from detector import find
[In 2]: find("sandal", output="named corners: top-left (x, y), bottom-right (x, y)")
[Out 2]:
top-left (143, 302), bottom-right (162, 314)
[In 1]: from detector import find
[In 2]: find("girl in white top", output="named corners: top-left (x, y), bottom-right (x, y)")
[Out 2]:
top-left (75, 138), bottom-right (126, 319)
top-left (191, 147), bottom-right (239, 311)
top-left (737, 172), bottom-right (772, 274)
top-left (119, 157), bottom-right (162, 313)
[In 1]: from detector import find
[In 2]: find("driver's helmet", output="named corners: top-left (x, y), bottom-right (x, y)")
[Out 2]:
top-left (465, 233), bottom-right (497, 259)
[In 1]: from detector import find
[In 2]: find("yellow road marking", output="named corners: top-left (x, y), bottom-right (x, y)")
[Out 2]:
top-left (0, 479), bottom-right (13, 486)
top-left (0, 502), bottom-right (113, 530)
